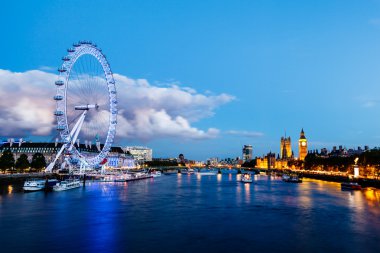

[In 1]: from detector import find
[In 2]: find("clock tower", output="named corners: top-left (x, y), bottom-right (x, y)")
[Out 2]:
top-left (298, 128), bottom-right (307, 161)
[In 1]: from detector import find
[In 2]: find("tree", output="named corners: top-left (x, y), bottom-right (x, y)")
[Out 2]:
top-left (145, 160), bottom-right (178, 167)
top-left (0, 149), bottom-right (15, 172)
top-left (15, 154), bottom-right (30, 172)
top-left (241, 159), bottom-right (257, 168)
top-left (31, 153), bottom-right (46, 171)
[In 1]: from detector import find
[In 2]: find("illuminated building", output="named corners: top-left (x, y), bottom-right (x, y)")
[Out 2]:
top-left (280, 136), bottom-right (292, 159)
top-left (207, 157), bottom-right (219, 166)
top-left (298, 128), bottom-right (307, 161)
top-left (123, 146), bottom-right (152, 163)
top-left (256, 152), bottom-right (276, 169)
top-left (242, 145), bottom-right (253, 162)
top-left (0, 141), bottom-right (128, 168)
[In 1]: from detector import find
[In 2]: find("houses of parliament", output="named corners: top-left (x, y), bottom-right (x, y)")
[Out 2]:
top-left (256, 129), bottom-right (308, 169)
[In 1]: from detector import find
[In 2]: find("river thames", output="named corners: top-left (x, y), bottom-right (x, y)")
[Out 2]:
top-left (0, 174), bottom-right (379, 253)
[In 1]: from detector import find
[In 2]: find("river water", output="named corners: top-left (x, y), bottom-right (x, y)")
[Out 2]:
top-left (0, 174), bottom-right (379, 253)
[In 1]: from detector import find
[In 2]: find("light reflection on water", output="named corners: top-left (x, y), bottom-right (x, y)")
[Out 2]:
top-left (0, 174), bottom-right (379, 253)
top-left (7, 185), bottom-right (13, 194)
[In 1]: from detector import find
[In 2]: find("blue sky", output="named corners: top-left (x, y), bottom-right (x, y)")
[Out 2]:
top-left (2, 0), bottom-right (380, 160)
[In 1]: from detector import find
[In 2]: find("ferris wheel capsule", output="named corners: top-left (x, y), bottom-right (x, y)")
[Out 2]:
top-left (54, 110), bottom-right (64, 116)
top-left (58, 67), bottom-right (67, 73)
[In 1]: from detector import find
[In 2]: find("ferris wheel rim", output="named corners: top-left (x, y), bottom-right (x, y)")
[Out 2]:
top-left (54, 41), bottom-right (117, 168)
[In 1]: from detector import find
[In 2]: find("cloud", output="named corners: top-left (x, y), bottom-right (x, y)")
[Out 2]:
top-left (0, 69), bottom-right (56, 136)
top-left (38, 66), bottom-right (56, 72)
top-left (369, 18), bottom-right (380, 26)
top-left (0, 69), bottom-right (233, 141)
top-left (225, 130), bottom-right (264, 138)
top-left (362, 100), bottom-right (377, 108)
top-left (355, 95), bottom-right (379, 108)
top-left (113, 74), bottom-right (234, 122)
top-left (117, 108), bottom-right (220, 141)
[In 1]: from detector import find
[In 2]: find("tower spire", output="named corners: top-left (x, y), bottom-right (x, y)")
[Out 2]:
top-left (300, 128), bottom-right (306, 139)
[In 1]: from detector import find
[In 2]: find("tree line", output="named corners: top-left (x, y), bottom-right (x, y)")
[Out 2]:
top-left (144, 160), bottom-right (179, 167)
top-left (0, 150), bottom-right (46, 173)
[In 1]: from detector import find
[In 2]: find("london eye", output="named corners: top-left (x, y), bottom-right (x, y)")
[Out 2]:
top-left (46, 41), bottom-right (117, 172)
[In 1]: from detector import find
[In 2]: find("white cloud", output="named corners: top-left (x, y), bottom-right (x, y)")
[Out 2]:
top-left (355, 95), bottom-right (379, 108)
top-left (117, 108), bottom-right (220, 140)
top-left (0, 69), bottom-right (233, 141)
top-left (38, 66), bottom-right (56, 72)
top-left (362, 100), bottom-right (377, 108)
top-left (114, 74), bottom-right (234, 122)
top-left (225, 130), bottom-right (264, 138)
top-left (0, 69), bottom-right (56, 136)
top-left (369, 18), bottom-right (380, 26)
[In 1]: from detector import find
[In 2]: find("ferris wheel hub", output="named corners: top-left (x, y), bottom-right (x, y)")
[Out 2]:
top-left (74, 104), bottom-right (99, 110)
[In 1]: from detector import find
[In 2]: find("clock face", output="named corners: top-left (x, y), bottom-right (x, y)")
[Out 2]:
top-left (301, 141), bottom-right (306, 147)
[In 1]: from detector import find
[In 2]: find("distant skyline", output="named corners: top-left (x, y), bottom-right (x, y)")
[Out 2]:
top-left (2, 0), bottom-right (380, 160)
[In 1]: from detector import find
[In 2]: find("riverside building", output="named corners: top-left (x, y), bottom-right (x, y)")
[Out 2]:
top-left (0, 140), bottom-right (128, 168)
top-left (123, 146), bottom-right (152, 163)
top-left (242, 145), bottom-right (253, 162)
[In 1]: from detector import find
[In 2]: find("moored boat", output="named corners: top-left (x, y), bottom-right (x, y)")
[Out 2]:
top-left (341, 182), bottom-right (362, 190)
top-left (23, 179), bottom-right (59, 192)
top-left (53, 179), bottom-right (81, 191)
top-left (114, 172), bottom-right (152, 182)
top-left (282, 174), bottom-right (302, 183)
top-left (150, 171), bottom-right (162, 177)
top-left (241, 173), bottom-right (253, 183)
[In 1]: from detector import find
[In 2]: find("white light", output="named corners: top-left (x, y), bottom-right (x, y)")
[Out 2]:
top-left (354, 165), bottom-right (359, 178)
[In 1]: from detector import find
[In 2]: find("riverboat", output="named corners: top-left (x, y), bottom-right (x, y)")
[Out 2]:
top-left (282, 174), bottom-right (302, 183)
top-left (150, 171), bottom-right (162, 177)
top-left (53, 179), bottom-right (81, 191)
top-left (23, 179), bottom-right (59, 192)
top-left (241, 173), bottom-right (253, 183)
top-left (114, 172), bottom-right (152, 182)
top-left (113, 173), bottom-right (133, 182)
top-left (341, 182), bottom-right (362, 190)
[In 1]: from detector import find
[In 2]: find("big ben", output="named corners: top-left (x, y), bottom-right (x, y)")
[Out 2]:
top-left (298, 128), bottom-right (307, 160)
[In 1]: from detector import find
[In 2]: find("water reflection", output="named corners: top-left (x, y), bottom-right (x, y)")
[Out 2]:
top-left (0, 175), bottom-right (380, 252)
top-left (362, 188), bottom-right (380, 207)
top-left (177, 173), bottom-right (182, 186)
top-left (244, 183), bottom-right (251, 204)
top-left (7, 185), bottom-right (13, 194)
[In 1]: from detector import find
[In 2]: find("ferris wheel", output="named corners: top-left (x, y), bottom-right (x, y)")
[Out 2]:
top-left (46, 41), bottom-right (117, 172)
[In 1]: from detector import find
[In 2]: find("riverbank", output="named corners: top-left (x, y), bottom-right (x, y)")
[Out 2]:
top-left (299, 171), bottom-right (380, 189)
top-left (0, 173), bottom-right (58, 184)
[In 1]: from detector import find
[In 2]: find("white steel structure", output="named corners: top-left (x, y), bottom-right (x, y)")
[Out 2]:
top-left (46, 41), bottom-right (117, 172)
